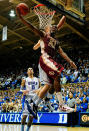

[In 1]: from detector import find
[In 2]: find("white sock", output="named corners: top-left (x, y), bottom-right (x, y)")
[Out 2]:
top-left (34, 97), bottom-right (42, 106)
top-left (32, 94), bottom-right (39, 102)
top-left (56, 92), bottom-right (64, 105)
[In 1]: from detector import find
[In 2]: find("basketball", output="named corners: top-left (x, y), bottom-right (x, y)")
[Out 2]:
top-left (16, 3), bottom-right (29, 16)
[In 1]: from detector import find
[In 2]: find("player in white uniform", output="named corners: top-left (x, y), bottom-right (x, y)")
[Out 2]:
top-left (20, 67), bottom-right (39, 131)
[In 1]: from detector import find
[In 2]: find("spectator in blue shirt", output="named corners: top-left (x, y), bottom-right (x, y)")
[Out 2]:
top-left (81, 98), bottom-right (88, 112)
top-left (79, 94), bottom-right (83, 101)
top-left (75, 98), bottom-right (82, 112)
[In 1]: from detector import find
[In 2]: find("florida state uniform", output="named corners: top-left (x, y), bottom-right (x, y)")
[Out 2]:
top-left (39, 34), bottom-right (64, 85)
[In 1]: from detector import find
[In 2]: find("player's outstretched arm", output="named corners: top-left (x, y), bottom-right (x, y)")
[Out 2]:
top-left (58, 46), bottom-right (77, 69)
top-left (33, 40), bottom-right (40, 50)
top-left (16, 9), bottom-right (44, 38)
top-left (57, 16), bottom-right (66, 30)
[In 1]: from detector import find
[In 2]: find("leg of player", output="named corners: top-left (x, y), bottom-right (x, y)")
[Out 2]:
top-left (28, 84), bottom-right (50, 117)
top-left (54, 75), bottom-right (64, 105)
top-left (25, 84), bottom-right (50, 119)
top-left (37, 84), bottom-right (50, 99)
top-left (32, 84), bottom-right (50, 106)
top-left (30, 64), bottom-right (51, 113)
top-left (54, 75), bottom-right (74, 112)
top-left (26, 115), bottom-right (33, 131)
top-left (21, 115), bottom-right (27, 131)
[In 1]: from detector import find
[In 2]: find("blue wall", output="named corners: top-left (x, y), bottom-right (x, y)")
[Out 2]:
top-left (0, 112), bottom-right (68, 124)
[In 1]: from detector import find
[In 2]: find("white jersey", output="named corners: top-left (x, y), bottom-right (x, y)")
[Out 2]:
top-left (22, 77), bottom-right (39, 116)
top-left (25, 77), bottom-right (39, 96)
top-left (39, 39), bottom-right (49, 58)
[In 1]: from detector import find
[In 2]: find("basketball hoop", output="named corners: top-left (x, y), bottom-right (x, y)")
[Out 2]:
top-left (34, 4), bottom-right (56, 30)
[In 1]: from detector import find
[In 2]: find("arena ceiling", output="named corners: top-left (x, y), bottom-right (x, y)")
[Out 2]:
top-left (0, 0), bottom-right (89, 56)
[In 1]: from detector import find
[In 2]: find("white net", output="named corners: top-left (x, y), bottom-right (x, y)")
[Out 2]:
top-left (34, 4), bottom-right (55, 30)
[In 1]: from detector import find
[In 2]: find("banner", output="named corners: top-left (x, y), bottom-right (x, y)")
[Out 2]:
top-left (2, 26), bottom-right (7, 41)
top-left (80, 112), bottom-right (89, 126)
top-left (0, 113), bottom-right (67, 124)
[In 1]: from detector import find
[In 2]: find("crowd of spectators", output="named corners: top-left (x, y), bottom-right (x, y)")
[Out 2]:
top-left (61, 82), bottom-right (89, 112)
top-left (0, 49), bottom-right (89, 113)
top-left (0, 82), bottom-right (89, 113)
top-left (0, 89), bottom-right (22, 113)
top-left (60, 50), bottom-right (89, 84)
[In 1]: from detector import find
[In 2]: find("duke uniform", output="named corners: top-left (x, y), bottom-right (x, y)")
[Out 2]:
top-left (21, 77), bottom-right (39, 115)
